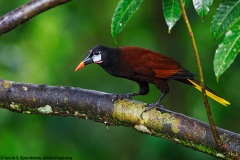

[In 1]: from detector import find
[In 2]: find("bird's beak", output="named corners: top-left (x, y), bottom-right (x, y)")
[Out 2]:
top-left (75, 61), bottom-right (85, 71)
top-left (75, 55), bottom-right (94, 72)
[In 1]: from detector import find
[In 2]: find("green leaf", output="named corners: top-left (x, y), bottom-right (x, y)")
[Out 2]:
top-left (193, 0), bottom-right (213, 17)
top-left (162, 0), bottom-right (181, 33)
top-left (213, 23), bottom-right (240, 80)
top-left (111, 0), bottom-right (144, 38)
top-left (162, 0), bottom-right (191, 33)
top-left (211, 0), bottom-right (240, 40)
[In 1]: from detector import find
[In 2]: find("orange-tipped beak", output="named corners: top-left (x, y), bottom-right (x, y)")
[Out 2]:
top-left (75, 62), bottom-right (85, 71)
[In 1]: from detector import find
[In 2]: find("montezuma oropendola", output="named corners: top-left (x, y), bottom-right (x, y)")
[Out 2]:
top-left (75, 45), bottom-right (230, 115)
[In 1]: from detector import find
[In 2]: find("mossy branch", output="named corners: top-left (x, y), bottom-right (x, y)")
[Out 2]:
top-left (0, 79), bottom-right (239, 159)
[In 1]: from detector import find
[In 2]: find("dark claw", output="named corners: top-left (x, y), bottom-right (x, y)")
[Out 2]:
top-left (112, 94), bottom-right (119, 101)
top-left (140, 112), bottom-right (144, 119)
top-left (118, 94), bottom-right (132, 99)
top-left (112, 94), bottom-right (132, 101)
top-left (156, 106), bottom-right (164, 111)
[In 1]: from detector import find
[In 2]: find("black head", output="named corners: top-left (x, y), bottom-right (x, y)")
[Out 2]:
top-left (75, 45), bottom-right (120, 71)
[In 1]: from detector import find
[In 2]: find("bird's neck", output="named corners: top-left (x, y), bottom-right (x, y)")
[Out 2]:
top-left (99, 47), bottom-right (120, 75)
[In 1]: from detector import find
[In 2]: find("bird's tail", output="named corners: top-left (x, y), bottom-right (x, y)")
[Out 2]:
top-left (187, 79), bottom-right (230, 106)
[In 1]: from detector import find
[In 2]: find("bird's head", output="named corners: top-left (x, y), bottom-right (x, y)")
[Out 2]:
top-left (75, 45), bottom-right (111, 71)
top-left (75, 45), bottom-right (119, 71)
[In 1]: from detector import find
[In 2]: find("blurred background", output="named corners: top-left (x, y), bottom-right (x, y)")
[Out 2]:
top-left (0, 0), bottom-right (239, 159)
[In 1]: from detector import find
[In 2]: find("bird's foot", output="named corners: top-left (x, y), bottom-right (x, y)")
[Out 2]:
top-left (112, 93), bottom-right (133, 101)
top-left (140, 103), bottom-right (164, 119)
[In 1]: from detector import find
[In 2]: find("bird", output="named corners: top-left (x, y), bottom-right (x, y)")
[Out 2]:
top-left (75, 45), bottom-right (230, 116)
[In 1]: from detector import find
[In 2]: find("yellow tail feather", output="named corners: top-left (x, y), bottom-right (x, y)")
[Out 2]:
top-left (187, 79), bottom-right (230, 106)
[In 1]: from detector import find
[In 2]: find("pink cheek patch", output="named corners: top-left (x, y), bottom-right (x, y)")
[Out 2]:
top-left (96, 61), bottom-right (103, 64)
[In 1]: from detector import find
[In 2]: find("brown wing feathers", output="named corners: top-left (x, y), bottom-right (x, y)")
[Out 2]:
top-left (121, 46), bottom-right (192, 79)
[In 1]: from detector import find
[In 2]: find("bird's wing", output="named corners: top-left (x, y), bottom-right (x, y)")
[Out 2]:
top-left (142, 53), bottom-right (182, 78)
top-left (131, 51), bottom-right (183, 78)
top-left (121, 47), bottom-right (194, 79)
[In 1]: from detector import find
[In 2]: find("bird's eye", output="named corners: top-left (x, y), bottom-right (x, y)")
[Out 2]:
top-left (94, 51), bottom-right (100, 55)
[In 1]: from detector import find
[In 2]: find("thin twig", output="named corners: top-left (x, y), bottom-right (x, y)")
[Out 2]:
top-left (177, 0), bottom-right (224, 151)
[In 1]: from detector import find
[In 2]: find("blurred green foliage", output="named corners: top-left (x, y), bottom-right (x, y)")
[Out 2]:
top-left (0, 1), bottom-right (239, 159)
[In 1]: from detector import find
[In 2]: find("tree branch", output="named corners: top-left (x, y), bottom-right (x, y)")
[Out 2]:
top-left (0, 0), bottom-right (71, 36)
top-left (0, 79), bottom-right (239, 159)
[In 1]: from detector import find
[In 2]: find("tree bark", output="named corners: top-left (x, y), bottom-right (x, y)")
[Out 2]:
top-left (0, 79), bottom-right (239, 159)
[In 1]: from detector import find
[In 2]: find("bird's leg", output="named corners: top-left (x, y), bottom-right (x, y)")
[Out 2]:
top-left (145, 93), bottom-right (165, 111)
top-left (140, 82), bottom-right (169, 118)
top-left (114, 82), bottom-right (149, 100)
